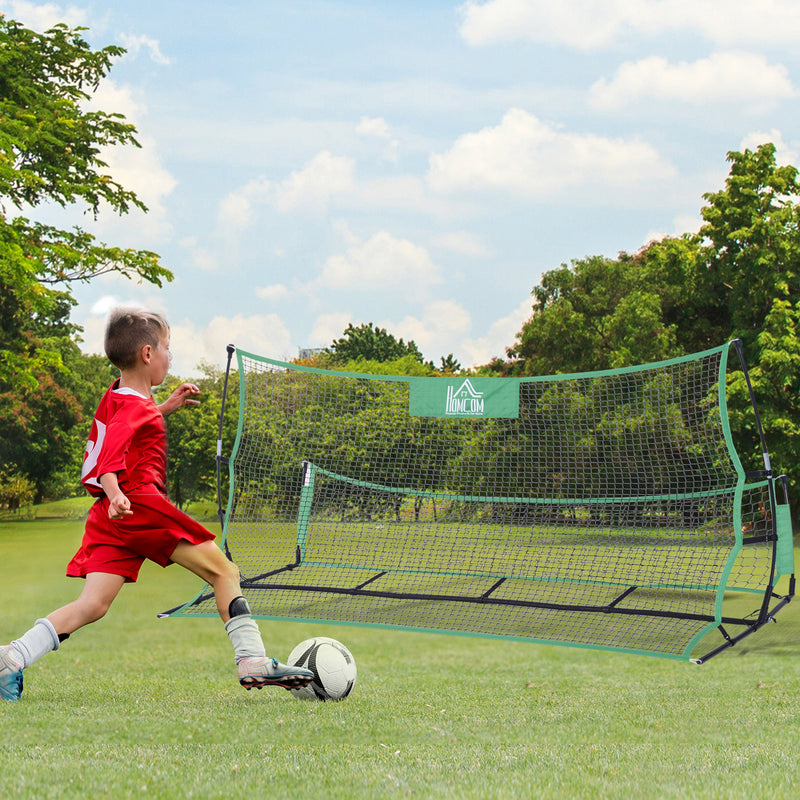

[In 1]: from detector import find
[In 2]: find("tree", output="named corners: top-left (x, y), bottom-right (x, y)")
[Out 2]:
top-left (334, 354), bottom-right (436, 377)
top-left (698, 143), bottom-right (800, 357)
top-left (0, 17), bottom-right (173, 498)
top-left (503, 143), bottom-right (800, 520)
top-left (698, 145), bottom-right (800, 520)
top-left (0, 17), bottom-right (172, 384)
top-left (507, 144), bottom-right (800, 374)
top-left (438, 353), bottom-right (461, 375)
top-left (727, 299), bottom-right (800, 508)
top-left (505, 252), bottom-right (683, 375)
top-left (327, 322), bottom-right (426, 365)
top-left (0, 327), bottom-right (117, 501)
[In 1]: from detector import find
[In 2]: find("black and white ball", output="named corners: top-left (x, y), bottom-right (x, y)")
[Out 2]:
top-left (287, 636), bottom-right (357, 701)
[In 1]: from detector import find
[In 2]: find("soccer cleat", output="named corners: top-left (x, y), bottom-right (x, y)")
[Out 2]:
top-left (0, 645), bottom-right (24, 702)
top-left (237, 656), bottom-right (314, 691)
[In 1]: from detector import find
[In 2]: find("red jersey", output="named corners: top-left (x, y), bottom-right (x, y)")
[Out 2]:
top-left (81, 380), bottom-right (167, 497)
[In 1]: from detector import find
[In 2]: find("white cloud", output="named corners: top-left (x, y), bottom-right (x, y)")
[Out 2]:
top-left (459, 297), bottom-right (533, 367)
top-left (256, 283), bottom-right (290, 301)
top-left (178, 237), bottom-right (218, 272)
top-left (118, 33), bottom-right (172, 65)
top-left (77, 301), bottom-right (293, 376)
top-left (591, 52), bottom-right (796, 110)
top-left (356, 116), bottom-right (399, 162)
top-left (217, 177), bottom-right (272, 232)
top-left (354, 176), bottom-right (459, 218)
top-left (459, 0), bottom-right (635, 50)
top-left (91, 295), bottom-right (123, 316)
top-left (386, 297), bottom-right (533, 367)
top-left (218, 190), bottom-right (257, 233)
top-left (672, 214), bottom-right (703, 236)
top-left (309, 312), bottom-right (355, 348)
top-left (275, 151), bottom-right (355, 213)
top-left (217, 152), bottom-right (355, 228)
top-left (356, 116), bottom-right (391, 139)
top-left (318, 231), bottom-right (443, 297)
top-left (87, 80), bottom-right (177, 238)
top-left (5, 1), bottom-right (86, 31)
top-left (428, 108), bottom-right (673, 198)
top-left (434, 231), bottom-right (492, 257)
top-left (390, 300), bottom-right (473, 361)
top-left (458, 0), bottom-right (800, 49)
top-left (642, 212), bottom-right (703, 246)
top-left (168, 314), bottom-right (293, 376)
top-left (78, 292), bottom-right (167, 358)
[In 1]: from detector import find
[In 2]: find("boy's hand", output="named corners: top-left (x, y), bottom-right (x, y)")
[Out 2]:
top-left (159, 383), bottom-right (201, 417)
top-left (107, 492), bottom-right (133, 520)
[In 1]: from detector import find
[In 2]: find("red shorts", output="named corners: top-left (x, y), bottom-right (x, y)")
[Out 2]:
top-left (67, 484), bottom-right (216, 583)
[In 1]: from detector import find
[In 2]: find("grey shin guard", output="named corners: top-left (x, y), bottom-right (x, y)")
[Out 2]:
top-left (11, 618), bottom-right (60, 668)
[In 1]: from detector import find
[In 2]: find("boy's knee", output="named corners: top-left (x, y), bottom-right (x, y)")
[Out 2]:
top-left (87, 604), bottom-right (110, 624)
top-left (223, 560), bottom-right (240, 583)
top-left (209, 557), bottom-right (239, 585)
top-left (81, 596), bottom-right (113, 623)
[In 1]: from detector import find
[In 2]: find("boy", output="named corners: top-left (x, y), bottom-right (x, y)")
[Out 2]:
top-left (0, 307), bottom-right (312, 702)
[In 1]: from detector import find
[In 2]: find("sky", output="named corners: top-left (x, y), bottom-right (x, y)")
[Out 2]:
top-left (5, 0), bottom-right (800, 377)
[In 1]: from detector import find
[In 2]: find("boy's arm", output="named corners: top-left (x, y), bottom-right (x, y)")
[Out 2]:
top-left (158, 383), bottom-right (201, 417)
top-left (99, 472), bottom-right (133, 520)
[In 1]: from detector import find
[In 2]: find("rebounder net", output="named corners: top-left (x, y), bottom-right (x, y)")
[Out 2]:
top-left (163, 341), bottom-right (794, 662)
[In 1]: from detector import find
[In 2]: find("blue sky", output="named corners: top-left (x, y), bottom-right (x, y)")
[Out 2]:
top-left (6, 0), bottom-right (800, 376)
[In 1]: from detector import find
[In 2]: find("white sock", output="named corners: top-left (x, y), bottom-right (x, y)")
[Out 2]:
top-left (224, 614), bottom-right (266, 664)
top-left (11, 618), bottom-right (60, 668)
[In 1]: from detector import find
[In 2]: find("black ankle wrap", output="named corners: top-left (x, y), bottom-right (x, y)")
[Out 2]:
top-left (228, 596), bottom-right (251, 618)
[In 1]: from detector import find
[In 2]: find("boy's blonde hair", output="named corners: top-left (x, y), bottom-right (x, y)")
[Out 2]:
top-left (104, 307), bottom-right (170, 369)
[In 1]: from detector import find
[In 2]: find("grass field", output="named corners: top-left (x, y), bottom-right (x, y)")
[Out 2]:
top-left (1, 514), bottom-right (798, 799)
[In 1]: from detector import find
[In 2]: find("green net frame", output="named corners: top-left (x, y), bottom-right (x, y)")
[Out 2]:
top-left (162, 341), bottom-right (794, 662)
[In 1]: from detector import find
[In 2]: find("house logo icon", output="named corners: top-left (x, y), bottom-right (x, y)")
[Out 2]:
top-left (445, 379), bottom-right (485, 416)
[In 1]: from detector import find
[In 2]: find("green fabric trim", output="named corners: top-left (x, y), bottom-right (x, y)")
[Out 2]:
top-left (683, 621), bottom-right (723, 658)
top-left (296, 462), bottom-right (316, 562)
top-left (312, 463), bottom-right (741, 505)
top-left (712, 344), bottom-right (744, 622)
top-left (774, 502), bottom-right (795, 582)
top-left (234, 344), bottom-right (729, 386)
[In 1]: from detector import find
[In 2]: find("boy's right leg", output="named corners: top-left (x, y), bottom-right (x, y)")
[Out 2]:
top-left (170, 541), bottom-right (313, 691)
top-left (225, 599), bottom-right (314, 691)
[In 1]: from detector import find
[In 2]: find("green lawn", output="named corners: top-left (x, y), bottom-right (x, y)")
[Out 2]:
top-left (1, 518), bottom-right (798, 799)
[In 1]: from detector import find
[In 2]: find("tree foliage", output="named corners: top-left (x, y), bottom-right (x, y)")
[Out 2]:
top-left (504, 144), bottom-right (800, 518)
top-left (0, 16), bottom-right (172, 500)
top-left (0, 17), bottom-right (172, 385)
top-left (698, 143), bottom-right (800, 352)
top-left (327, 322), bottom-right (426, 366)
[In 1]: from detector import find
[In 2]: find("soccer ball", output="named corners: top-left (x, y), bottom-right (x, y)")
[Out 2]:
top-left (287, 636), bottom-right (357, 701)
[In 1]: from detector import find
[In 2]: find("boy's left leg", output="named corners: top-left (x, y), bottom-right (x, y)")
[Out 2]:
top-left (170, 540), bottom-right (313, 690)
top-left (1, 573), bottom-right (125, 702)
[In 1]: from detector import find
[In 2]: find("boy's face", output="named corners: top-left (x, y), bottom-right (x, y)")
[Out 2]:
top-left (149, 335), bottom-right (172, 385)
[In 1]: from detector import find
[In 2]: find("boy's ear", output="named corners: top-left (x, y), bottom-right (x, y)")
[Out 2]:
top-left (141, 344), bottom-right (152, 364)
